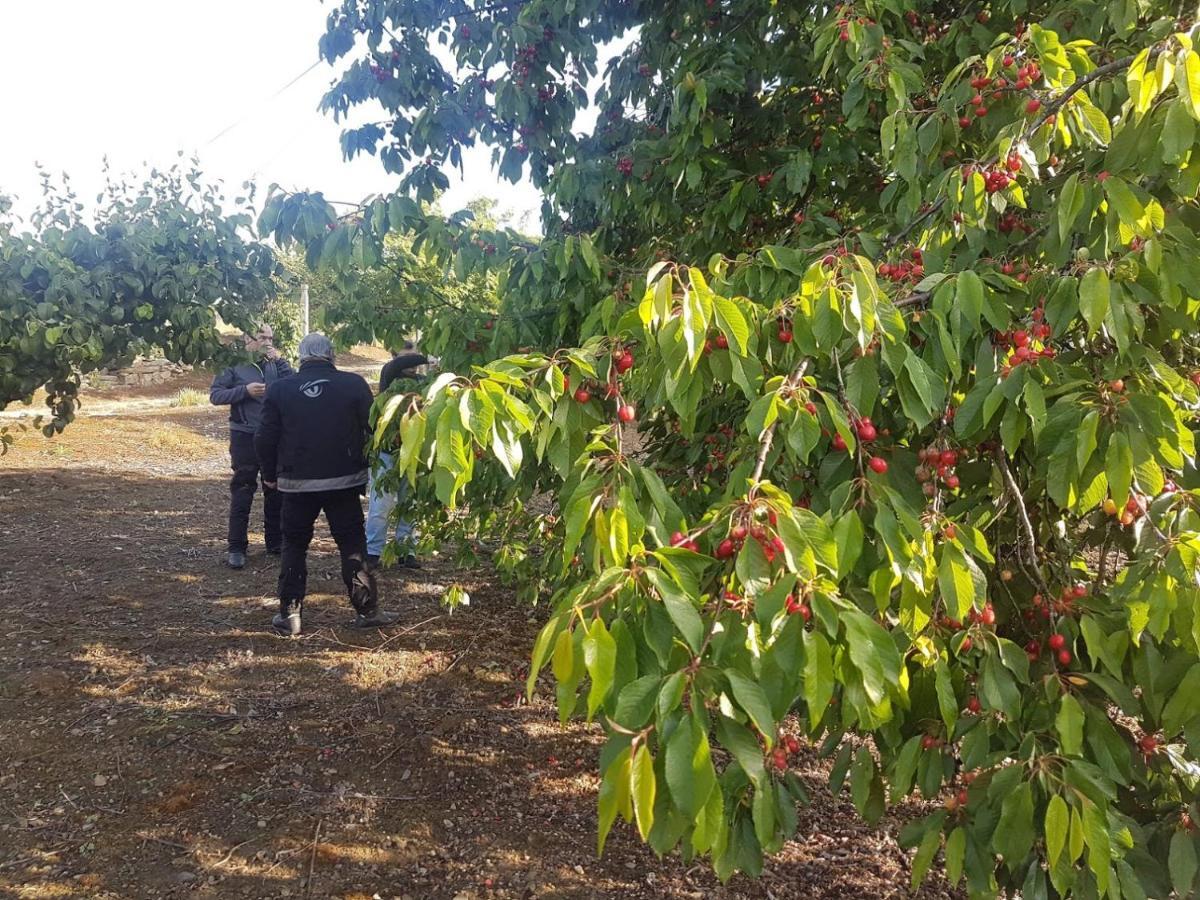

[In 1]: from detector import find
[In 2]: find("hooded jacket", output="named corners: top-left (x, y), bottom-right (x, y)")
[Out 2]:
top-left (209, 357), bottom-right (294, 434)
top-left (254, 359), bottom-right (374, 492)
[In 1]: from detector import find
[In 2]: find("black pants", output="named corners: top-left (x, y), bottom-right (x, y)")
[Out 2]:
top-left (278, 488), bottom-right (377, 615)
top-left (228, 431), bottom-right (281, 553)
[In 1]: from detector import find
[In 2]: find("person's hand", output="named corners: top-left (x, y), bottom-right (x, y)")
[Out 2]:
top-left (263, 480), bottom-right (277, 489)
top-left (427, 355), bottom-right (441, 368)
top-left (265, 346), bottom-right (280, 361)
top-left (246, 382), bottom-right (267, 398)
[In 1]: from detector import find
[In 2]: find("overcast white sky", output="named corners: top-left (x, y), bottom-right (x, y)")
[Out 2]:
top-left (0, 0), bottom-right (544, 230)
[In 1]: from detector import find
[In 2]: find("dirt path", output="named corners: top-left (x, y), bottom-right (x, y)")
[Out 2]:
top-left (0, 362), bottom-right (956, 899)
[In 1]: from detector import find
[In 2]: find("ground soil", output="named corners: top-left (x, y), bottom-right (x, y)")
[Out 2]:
top-left (0, 353), bottom-right (958, 899)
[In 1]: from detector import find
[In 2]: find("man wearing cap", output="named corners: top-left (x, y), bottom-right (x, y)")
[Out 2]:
top-left (255, 333), bottom-right (398, 635)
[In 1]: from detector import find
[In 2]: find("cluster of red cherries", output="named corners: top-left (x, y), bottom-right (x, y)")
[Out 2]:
top-left (915, 445), bottom-right (961, 495)
top-left (877, 247), bottom-right (925, 284)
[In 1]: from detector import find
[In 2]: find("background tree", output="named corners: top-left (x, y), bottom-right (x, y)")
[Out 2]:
top-left (275, 196), bottom-right (508, 366)
top-left (265, 1), bottom-right (1200, 895)
top-left (0, 162), bottom-right (280, 445)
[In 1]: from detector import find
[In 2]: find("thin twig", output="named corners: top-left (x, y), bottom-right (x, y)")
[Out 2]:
top-left (304, 819), bottom-right (322, 899)
top-left (751, 360), bottom-right (810, 484)
top-left (994, 450), bottom-right (1050, 593)
top-left (212, 838), bottom-right (256, 870)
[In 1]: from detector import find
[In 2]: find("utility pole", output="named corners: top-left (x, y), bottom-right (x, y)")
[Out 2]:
top-left (300, 283), bottom-right (310, 335)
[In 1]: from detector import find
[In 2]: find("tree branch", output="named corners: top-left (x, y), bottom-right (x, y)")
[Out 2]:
top-left (751, 360), bottom-right (809, 484)
top-left (994, 449), bottom-right (1050, 593)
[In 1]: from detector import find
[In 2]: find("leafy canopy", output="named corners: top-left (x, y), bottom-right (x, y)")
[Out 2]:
top-left (266, 1), bottom-right (1200, 896)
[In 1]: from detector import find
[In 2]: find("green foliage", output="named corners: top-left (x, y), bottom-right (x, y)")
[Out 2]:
top-left (275, 1), bottom-right (1200, 895)
top-left (273, 198), bottom-right (507, 367)
top-left (0, 163), bottom-right (279, 442)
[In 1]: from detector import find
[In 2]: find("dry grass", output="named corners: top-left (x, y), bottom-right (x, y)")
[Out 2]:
top-left (169, 387), bottom-right (208, 408)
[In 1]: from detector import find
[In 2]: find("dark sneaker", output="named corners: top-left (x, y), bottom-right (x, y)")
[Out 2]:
top-left (352, 608), bottom-right (400, 629)
top-left (401, 554), bottom-right (422, 570)
top-left (227, 551), bottom-right (246, 569)
top-left (272, 610), bottom-right (302, 636)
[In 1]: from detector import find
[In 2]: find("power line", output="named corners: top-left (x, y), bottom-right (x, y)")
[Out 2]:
top-left (204, 58), bottom-right (326, 146)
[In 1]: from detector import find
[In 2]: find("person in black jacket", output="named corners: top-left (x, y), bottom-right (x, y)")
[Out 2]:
top-left (209, 323), bottom-right (294, 569)
top-left (366, 341), bottom-right (438, 569)
top-left (255, 333), bottom-right (398, 635)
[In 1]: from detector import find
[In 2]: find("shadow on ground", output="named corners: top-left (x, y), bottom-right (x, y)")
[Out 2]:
top-left (0, 413), bottom-right (957, 899)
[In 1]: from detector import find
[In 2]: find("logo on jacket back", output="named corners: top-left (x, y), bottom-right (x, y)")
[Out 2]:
top-left (300, 379), bottom-right (330, 398)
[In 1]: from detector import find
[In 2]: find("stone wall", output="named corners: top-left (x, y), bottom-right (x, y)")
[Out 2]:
top-left (89, 358), bottom-right (192, 389)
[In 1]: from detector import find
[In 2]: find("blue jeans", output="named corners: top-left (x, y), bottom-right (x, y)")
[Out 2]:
top-left (365, 452), bottom-right (414, 557)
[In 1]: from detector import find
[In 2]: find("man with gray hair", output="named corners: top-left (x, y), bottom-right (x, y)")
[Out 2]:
top-left (255, 333), bottom-right (398, 635)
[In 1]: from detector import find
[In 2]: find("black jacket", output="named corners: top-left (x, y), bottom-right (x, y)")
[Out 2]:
top-left (379, 351), bottom-right (429, 393)
top-left (209, 357), bottom-right (294, 434)
top-left (254, 359), bottom-right (374, 493)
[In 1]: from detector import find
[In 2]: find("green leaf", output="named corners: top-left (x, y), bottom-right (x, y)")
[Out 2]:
top-left (1079, 268), bottom-right (1110, 337)
top-left (583, 617), bottom-right (617, 720)
top-left (597, 747), bottom-right (632, 854)
top-left (1170, 830), bottom-right (1198, 896)
top-left (1058, 173), bottom-right (1085, 239)
top-left (527, 615), bottom-right (562, 699)
top-left (994, 783), bottom-right (1035, 868)
top-left (934, 659), bottom-right (958, 736)
top-left (938, 544), bottom-right (975, 622)
top-left (726, 669), bottom-right (776, 746)
top-left (1076, 409), bottom-right (1100, 472)
top-left (1106, 431), bottom-right (1133, 508)
top-left (631, 743), bottom-right (656, 840)
top-left (1163, 663), bottom-right (1200, 734)
top-left (910, 813), bottom-right (947, 889)
top-left (945, 827), bottom-right (966, 886)
top-left (712, 295), bottom-right (750, 356)
top-left (802, 629), bottom-right (835, 727)
top-left (645, 567), bottom-right (704, 652)
top-left (841, 609), bottom-right (901, 706)
top-left (1045, 794), bottom-right (1070, 868)
top-left (1181, 50), bottom-right (1200, 121)
top-left (956, 270), bottom-right (984, 332)
top-left (665, 718), bottom-right (697, 817)
top-left (1056, 694), bottom-right (1085, 757)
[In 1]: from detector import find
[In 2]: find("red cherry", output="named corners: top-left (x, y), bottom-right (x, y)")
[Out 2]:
top-left (804, 401), bottom-right (818, 415)
top-left (1003, 54), bottom-right (1015, 67)
top-left (974, 105), bottom-right (989, 117)
top-left (959, 116), bottom-right (972, 128)
top-left (617, 404), bottom-right (636, 423)
top-left (832, 433), bottom-right (848, 451)
top-left (1025, 98), bottom-right (1042, 115)
top-left (1048, 633), bottom-right (1065, 650)
top-left (857, 422), bottom-right (877, 442)
top-left (716, 539), bottom-right (735, 559)
top-left (1057, 649), bottom-right (1072, 666)
top-left (730, 524), bottom-right (748, 541)
top-left (1139, 735), bottom-right (1158, 754)
top-left (945, 474), bottom-right (960, 489)
top-left (669, 531), bottom-right (686, 546)
top-left (960, 636), bottom-right (973, 653)
top-left (869, 456), bottom-right (888, 473)
top-left (981, 605), bottom-right (995, 626)
top-left (778, 328), bottom-right (794, 343)
top-left (939, 449), bottom-right (957, 466)
top-left (573, 387), bottom-right (591, 403)
top-left (966, 696), bottom-right (982, 713)
top-left (715, 333), bottom-right (729, 350)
